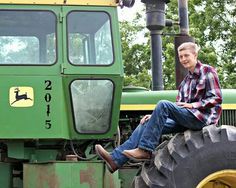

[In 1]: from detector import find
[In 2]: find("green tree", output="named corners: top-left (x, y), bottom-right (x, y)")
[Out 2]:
top-left (120, 12), bottom-right (152, 89)
top-left (120, 0), bottom-right (236, 89)
top-left (189, 0), bottom-right (236, 88)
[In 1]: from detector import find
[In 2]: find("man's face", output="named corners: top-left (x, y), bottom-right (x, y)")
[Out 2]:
top-left (178, 49), bottom-right (197, 73)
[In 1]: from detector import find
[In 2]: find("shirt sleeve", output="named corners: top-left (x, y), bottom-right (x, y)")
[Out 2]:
top-left (176, 89), bottom-right (181, 102)
top-left (192, 69), bottom-right (222, 109)
top-left (176, 78), bottom-right (186, 102)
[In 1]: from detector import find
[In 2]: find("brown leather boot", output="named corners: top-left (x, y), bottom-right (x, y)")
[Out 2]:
top-left (95, 144), bottom-right (118, 173)
top-left (123, 148), bottom-right (151, 161)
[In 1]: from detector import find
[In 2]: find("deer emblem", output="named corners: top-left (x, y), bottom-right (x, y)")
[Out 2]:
top-left (11, 87), bottom-right (33, 105)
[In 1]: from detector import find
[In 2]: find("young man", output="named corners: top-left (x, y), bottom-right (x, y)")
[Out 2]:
top-left (95, 42), bottom-right (222, 173)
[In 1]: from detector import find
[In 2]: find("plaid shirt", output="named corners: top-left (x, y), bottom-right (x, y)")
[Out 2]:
top-left (176, 61), bottom-right (222, 126)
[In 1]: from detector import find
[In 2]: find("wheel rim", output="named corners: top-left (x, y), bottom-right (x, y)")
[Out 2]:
top-left (197, 170), bottom-right (236, 188)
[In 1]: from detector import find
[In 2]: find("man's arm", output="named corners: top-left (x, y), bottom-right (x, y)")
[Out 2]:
top-left (191, 70), bottom-right (222, 109)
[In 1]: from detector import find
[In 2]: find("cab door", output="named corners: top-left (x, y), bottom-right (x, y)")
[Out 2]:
top-left (61, 5), bottom-right (123, 139)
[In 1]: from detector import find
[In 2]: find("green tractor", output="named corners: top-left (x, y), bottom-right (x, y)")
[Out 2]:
top-left (0, 0), bottom-right (236, 187)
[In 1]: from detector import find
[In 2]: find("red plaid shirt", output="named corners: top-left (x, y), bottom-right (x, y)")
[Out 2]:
top-left (176, 61), bottom-right (222, 125)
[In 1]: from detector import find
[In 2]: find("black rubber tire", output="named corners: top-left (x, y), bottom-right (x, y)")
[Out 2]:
top-left (132, 125), bottom-right (236, 188)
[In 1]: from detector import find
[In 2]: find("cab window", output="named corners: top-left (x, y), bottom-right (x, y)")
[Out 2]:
top-left (0, 10), bottom-right (56, 65)
top-left (67, 11), bottom-right (113, 65)
top-left (71, 79), bottom-right (113, 133)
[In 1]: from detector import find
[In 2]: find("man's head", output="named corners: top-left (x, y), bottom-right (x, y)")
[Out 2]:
top-left (177, 42), bottom-right (200, 73)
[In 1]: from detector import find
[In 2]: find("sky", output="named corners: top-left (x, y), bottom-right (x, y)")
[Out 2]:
top-left (117, 1), bottom-right (145, 21)
top-left (117, 1), bottom-right (148, 45)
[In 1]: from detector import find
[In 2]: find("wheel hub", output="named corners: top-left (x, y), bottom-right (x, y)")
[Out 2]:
top-left (197, 170), bottom-right (236, 188)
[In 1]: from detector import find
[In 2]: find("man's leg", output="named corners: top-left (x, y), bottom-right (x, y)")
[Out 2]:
top-left (111, 123), bottom-right (147, 167)
top-left (123, 100), bottom-right (205, 160)
top-left (161, 118), bottom-right (187, 134)
top-left (138, 100), bottom-right (205, 151)
top-left (95, 122), bottom-right (147, 172)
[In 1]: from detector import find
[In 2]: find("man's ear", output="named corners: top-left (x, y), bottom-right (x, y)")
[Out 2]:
top-left (193, 52), bottom-right (198, 59)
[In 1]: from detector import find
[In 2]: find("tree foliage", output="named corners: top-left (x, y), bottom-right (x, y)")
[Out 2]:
top-left (120, 0), bottom-right (236, 89)
top-left (120, 12), bottom-right (152, 89)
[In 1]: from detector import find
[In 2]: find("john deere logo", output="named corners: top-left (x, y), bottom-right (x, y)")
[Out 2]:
top-left (9, 87), bottom-right (34, 107)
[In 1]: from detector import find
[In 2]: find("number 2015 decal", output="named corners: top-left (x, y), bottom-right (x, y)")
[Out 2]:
top-left (45, 80), bottom-right (52, 129)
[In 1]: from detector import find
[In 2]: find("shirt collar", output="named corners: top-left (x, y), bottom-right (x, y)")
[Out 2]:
top-left (189, 60), bottom-right (202, 77)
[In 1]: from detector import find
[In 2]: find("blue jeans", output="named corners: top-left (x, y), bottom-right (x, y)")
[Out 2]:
top-left (110, 100), bottom-right (205, 167)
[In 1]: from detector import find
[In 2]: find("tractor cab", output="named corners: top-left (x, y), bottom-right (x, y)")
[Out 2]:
top-left (0, 0), bottom-right (123, 140)
top-left (0, 1), bottom-right (127, 187)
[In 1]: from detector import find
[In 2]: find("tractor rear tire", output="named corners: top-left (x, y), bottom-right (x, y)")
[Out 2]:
top-left (132, 125), bottom-right (236, 188)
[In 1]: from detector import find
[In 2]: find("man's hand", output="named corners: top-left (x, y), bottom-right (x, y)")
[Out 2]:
top-left (140, 115), bottom-right (151, 124)
top-left (176, 102), bottom-right (193, 109)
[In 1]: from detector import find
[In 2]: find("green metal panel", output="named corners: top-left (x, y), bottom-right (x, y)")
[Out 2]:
top-left (118, 168), bottom-right (139, 188)
top-left (121, 89), bottom-right (236, 108)
top-left (104, 168), bottom-right (121, 188)
top-left (0, 163), bottom-right (12, 188)
top-left (221, 89), bottom-right (236, 104)
top-left (24, 162), bottom-right (105, 188)
top-left (6, 141), bottom-right (59, 161)
top-left (0, 75), bottom-right (69, 139)
top-left (121, 90), bottom-right (178, 105)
